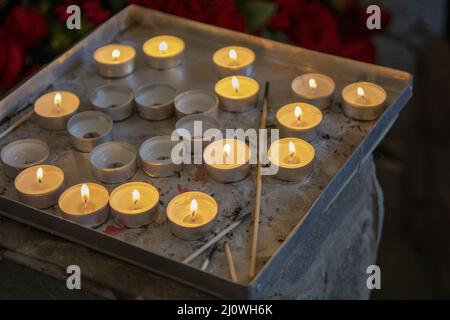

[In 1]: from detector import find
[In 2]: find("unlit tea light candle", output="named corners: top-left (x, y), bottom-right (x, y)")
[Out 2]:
top-left (34, 91), bottom-right (80, 130)
top-left (167, 191), bottom-right (218, 240)
top-left (109, 182), bottom-right (159, 228)
top-left (268, 138), bottom-right (315, 182)
top-left (94, 44), bottom-right (136, 78)
top-left (58, 183), bottom-right (109, 227)
top-left (203, 138), bottom-right (250, 183)
top-left (143, 35), bottom-right (185, 70)
top-left (14, 164), bottom-right (65, 209)
top-left (342, 82), bottom-right (387, 121)
top-left (291, 73), bottom-right (335, 110)
top-left (215, 76), bottom-right (259, 113)
top-left (213, 46), bottom-right (255, 78)
top-left (90, 83), bottom-right (134, 121)
top-left (135, 84), bottom-right (176, 120)
top-left (276, 102), bottom-right (323, 140)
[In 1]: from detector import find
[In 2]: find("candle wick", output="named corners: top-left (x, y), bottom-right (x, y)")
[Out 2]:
top-left (191, 210), bottom-right (196, 221)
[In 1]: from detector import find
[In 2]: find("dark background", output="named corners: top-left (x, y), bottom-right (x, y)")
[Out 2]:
top-left (0, 0), bottom-right (449, 299)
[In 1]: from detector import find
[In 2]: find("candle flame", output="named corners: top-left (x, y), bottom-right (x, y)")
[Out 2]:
top-left (357, 87), bottom-right (365, 98)
top-left (223, 143), bottom-right (231, 159)
top-left (190, 199), bottom-right (198, 216)
top-left (294, 106), bottom-right (302, 121)
top-left (81, 184), bottom-right (90, 207)
top-left (54, 92), bottom-right (62, 109)
top-left (288, 141), bottom-right (296, 157)
top-left (229, 49), bottom-right (237, 64)
top-left (132, 189), bottom-right (140, 206)
top-left (309, 78), bottom-right (317, 89)
top-left (112, 49), bottom-right (120, 61)
top-left (36, 167), bottom-right (43, 184)
top-left (231, 76), bottom-right (239, 94)
top-left (159, 41), bottom-right (168, 53)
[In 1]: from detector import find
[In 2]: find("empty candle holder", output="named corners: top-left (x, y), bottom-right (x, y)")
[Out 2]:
top-left (89, 141), bottom-right (137, 184)
top-left (175, 114), bottom-right (222, 156)
top-left (93, 44), bottom-right (136, 78)
top-left (135, 84), bottom-right (176, 120)
top-left (174, 90), bottom-right (218, 118)
top-left (67, 111), bottom-right (113, 153)
top-left (90, 84), bottom-right (134, 121)
top-left (1, 139), bottom-right (49, 179)
top-left (58, 183), bottom-right (110, 228)
top-left (139, 136), bottom-right (184, 178)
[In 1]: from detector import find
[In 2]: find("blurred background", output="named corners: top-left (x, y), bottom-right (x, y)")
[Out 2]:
top-left (0, 0), bottom-right (449, 299)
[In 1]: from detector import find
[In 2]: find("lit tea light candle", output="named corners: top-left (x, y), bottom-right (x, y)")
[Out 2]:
top-left (268, 138), bottom-right (315, 182)
top-left (212, 46), bottom-right (255, 78)
top-left (93, 44), bottom-right (136, 78)
top-left (143, 35), bottom-right (185, 70)
top-left (276, 102), bottom-right (323, 140)
top-left (14, 164), bottom-right (65, 209)
top-left (34, 91), bottom-right (80, 130)
top-left (215, 76), bottom-right (259, 113)
top-left (167, 191), bottom-right (218, 240)
top-left (203, 138), bottom-right (251, 183)
top-left (342, 82), bottom-right (387, 121)
top-left (291, 73), bottom-right (336, 110)
top-left (58, 183), bottom-right (109, 227)
top-left (109, 182), bottom-right (159, 228)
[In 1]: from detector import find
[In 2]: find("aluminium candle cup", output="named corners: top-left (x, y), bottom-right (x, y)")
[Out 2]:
top-left (34, 91), bottom-right (80, 130)
top-left (1, 139), bottom-right (49, 179)
top-left (89, 141), bottom-right (137, 184)
top-left (135, 84), bottom-right (176, 120)
top-left (109, 182), bottom-right (160, 228)
top-left (14, 165), bottom-right (65, 209)
top-left (342, 82), bottom-right (387, 121)
top-left (139, 136), bottom-right (184, 178)
top-left (291, 73), bottom-right (336, 110)
top-left (174, 90), bottom-right (219, 119)
top-left (67, 111), bottom-right (113, 153)
top-left (276, 103), bottom-right (323, 141)
top-left (175, 114), bottom-right (222, 156)
top-left (93, 44), bottom-right (136, 78)
top-left (143, 35), bottom-right (185, 70)
top-left (58, 183), bottom-right (109, 228)
top-left (214, 76), bottom-right (260, 113)
top-left (203, 138), bottom-right (251, 184)
top-left (212, 46), bottom-right (255, 78)
top-left (268, 138), bottom-right (315, 182)
top-left (90, 84), bottom-right (135, 121)
top-left (167, 191), bottom-right (218, 241)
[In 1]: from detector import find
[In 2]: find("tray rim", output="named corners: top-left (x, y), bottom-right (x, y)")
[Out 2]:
top-left (0, 5), bottom-right (413, 299)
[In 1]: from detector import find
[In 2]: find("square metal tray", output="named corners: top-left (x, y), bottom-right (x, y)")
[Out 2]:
top-left (0, 5), bottom-right (413, 299)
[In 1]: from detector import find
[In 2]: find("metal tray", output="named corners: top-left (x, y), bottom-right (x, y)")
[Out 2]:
top-left (0, 5), bottom-right (413, 299)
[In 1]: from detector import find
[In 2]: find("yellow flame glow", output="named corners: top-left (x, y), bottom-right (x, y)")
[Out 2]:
top-left (308, 78), bottom-right (317, 89)
top-left (223, 143), bottom-right (231, 158)
top-left (288, 141), bottom-right (296, 157)
top-left (190, 199), bottom-right (198, 214)
top-left (357, 87), bottom-right (365, 98)
top-left (294, 106), bottom-right (302, 120)
top-left (36, 167), bottom-right (43, 184)
top-left (81, 184), bottom-right (90, 206)
top-left (132, 189), bottom-right (140, 206)
top-left (231, 76), bottom-right (239, 94)
top-left (54, 93), bottom-right (62, 108)
top-left (112, 49), bottom-right (120, 61)
top-left (159, 41), bottom-right (168, 53)
top-left (229, 49), bottom-right (237, 63)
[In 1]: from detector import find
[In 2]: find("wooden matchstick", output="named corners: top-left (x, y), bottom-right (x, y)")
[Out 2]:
top-left (224, 241), bottom-right (238, 283)
top-left (0, 110), bottom-right (34, 140)
top-left (249, 81), bottom-right (269, 280)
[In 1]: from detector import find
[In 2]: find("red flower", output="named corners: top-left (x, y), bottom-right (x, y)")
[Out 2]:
top-left (82, 1), bottom-right (111, 27)
top-left (5, 6), bottom-right (48, 48)
top-left (336, 37), bottom-right (376, 63)
top-left (0, 27), bottom-right (26, 92)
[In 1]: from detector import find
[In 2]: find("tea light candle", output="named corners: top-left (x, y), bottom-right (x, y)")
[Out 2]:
top-left (212, 46), bottom-right (255, 78)
top-left (14, 165), bottom-right (65, 209)
top-left (139, 136), bottom-right (184, 177)
top-left (342, 82), bottom-right (387, 121)
top-left (276, 102), bottom-right (323, 140)
top-left (135, 84), bottom-right (176, 120)
top-left (90, 84), bottom-right (134, 121)
top-left (215, 76), bottom-right (259, 113)
top-left (93, 44), bottom-right (136, 78)
top-left (109, 182), bottom-right (159, 228)
top-left (174, 90), bottom-right (219, 118)
top-left (203, 138), bottom-right (250, 183)
top-left (1, 139), bottom-right (49, 179)
top-left (268, 138), bottom-right (315, 182)
top-left (167, 191), bottom-right (218, 240)
top-left (34, 91), bottom-right (80, 130)
top-left (89, 141), bottom-right (137, 184)
top-left (291, 73), bottom-right (335, 110)
top-left (58, 183), bottom-right (109, 227)
top-left (143, 35), bottom-right (185, 70)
